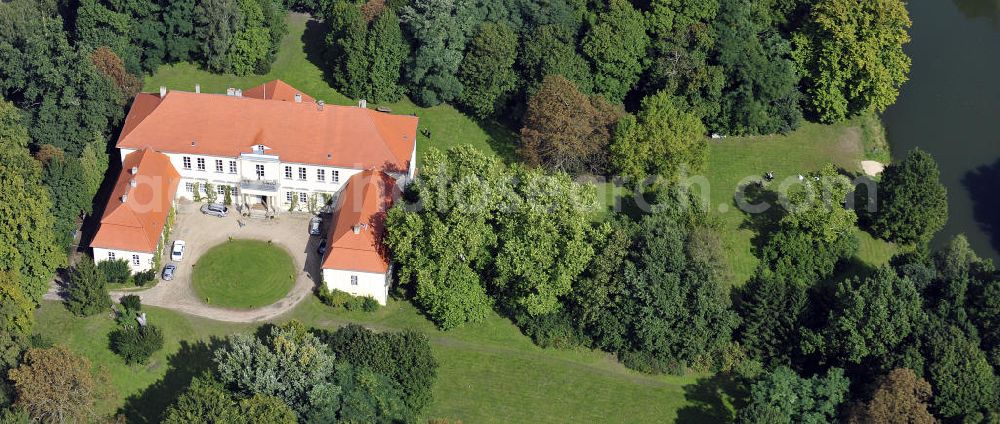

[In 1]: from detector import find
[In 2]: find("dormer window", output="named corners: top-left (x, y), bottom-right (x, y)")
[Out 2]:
top-left (252, 144), bottom-right (268, 154)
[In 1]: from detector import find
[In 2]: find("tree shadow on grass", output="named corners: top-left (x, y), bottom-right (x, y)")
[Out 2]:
top-left (735, 182), bottom-right (785, 253)
top-left (119, 338), bottom-right (225, 423)
top-left (302, 18), bottom-right (335, 89)
top-left (675, 373), bottom-right (748, 423)
top-left (962, 159), bottom-right (1000, 254)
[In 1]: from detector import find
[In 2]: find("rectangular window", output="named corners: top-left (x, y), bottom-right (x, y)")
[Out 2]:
top-left (350, 275), bottom-right (358, 286)
top-left (255, 164), bottom-right (265, 178)
top-left (298, 167), bottom-right (307, 180)
top-left (286, 191), bottom-right (293, 203)
top-left (196, 158), bottom-right (205, 171)
top-left (228, 160), bottom-right (237, 174)
top-left (108, 252), bottom-right (116, 260)
top-left (182, 156), bottom-right (191, 170)
top-left (299, 192), bottom-right (307, 203)
top-left (132, 254), bottom-right (140, 266)
top-left (231, 187), bottom-right (239, 197)
top-left (185, 182), bottom-right (194, 193)
top-left (215, 159), bottom-right (223, 173)
top-left (284, 166), bottom-right (292, 179)
top-left (217, 185), bottom-right (226, 195)
top-left (332, 170), bottom-right (340, 183)
top-left (317, 169), bottom-right (325, 182)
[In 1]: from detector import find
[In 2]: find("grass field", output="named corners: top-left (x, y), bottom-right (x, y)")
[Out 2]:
top-left (35, 299), bottom-right (719, 423)
top-left (703, 118), bottom-right (896, 284)
top-left (191, 239), bottom-right (296, 309)
top-left (144, 13), bottom-right (518, 165)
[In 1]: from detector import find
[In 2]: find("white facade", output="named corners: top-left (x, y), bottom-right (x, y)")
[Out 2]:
top-left (120, 147), bottom-right (409, 213)
top-left (92, 247), bottom-right (156, 273)
top-left (322, 268), bottom-right (390, 305)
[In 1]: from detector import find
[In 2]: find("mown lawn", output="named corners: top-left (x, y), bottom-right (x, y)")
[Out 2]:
top-left (143, 13), bottom-right (518, 165)
top-left (35, 299), bottom-right (717, 423)
top-left (703, 118), bottom-right (896, 284)
top-left (191, 239), bottom-right (296, 309)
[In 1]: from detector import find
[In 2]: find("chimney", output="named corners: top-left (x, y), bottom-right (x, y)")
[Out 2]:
top-left (358, 99), bottom-right (367, 108)
top-left (159, 86), bottom-right (167, 97)
top-left (129, 179), bottom-right (137, 188)
top-left (352, 224), bottom-right (361, 234)
top-left (235, 89), bottom-right (243, 97)
top-left (226, 88), bottom-right (235, 96)
top-left (195, 84), bottom-right (201, 94)
top-left (120, 194), bottom-right (128, 203)
top-left (317, 100), bottom-right (325, 111)
top-left (130, 166), bottom-right (138, 175)
top-left (294, 93), bottom-right (302, 103)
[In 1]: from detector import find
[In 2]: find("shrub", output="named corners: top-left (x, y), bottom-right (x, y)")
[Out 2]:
top-left (361, 297), bottom-right (379, 312)
top-left (119, 295), bottom-right (141, 312)
top-left (98, 259), bottom-right (131, 285)
top-left (109, 325), bottom-right (163, 365)
top-left (133, 269), bottom-right (156, 287)
top-left (514, 310), bottom-right (587, 349)
top-left (316, 286), bottom-right (373, 312)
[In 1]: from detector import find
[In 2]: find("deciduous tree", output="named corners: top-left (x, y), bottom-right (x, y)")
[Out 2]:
top-left (610, 91), bottom-right (706, 184)
top-left (458, 23), bottom-right (518, 118)
top-left (582, 0), bottom-right (648, 102)
top-left (872, 148), bottom-right (948, 246)
top-left (737, 366), bottom-right (850, 424)
top-left (848, 368), bottom-right (936, 424)
top-left (520, 75), bottom-right (621, 174)
top-left (794, 0), bottom-right (911, 122)
top-left (8, 346), bottom-right (97, 423)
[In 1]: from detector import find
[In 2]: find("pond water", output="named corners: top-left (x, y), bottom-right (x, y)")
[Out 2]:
top-left (882, 0), bottom-right (1000, 260)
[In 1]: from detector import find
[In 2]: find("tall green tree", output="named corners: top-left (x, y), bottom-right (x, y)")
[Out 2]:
top-left (736, 275), bottom-right (808, 366)
top-left (195, 0), bottom-right (240, 73)
top-left (214, 321), bottom-right (339, 419)
top-left (757, 166), bottom-right (859, 286)
top-left (326, 3), bottom-right (407, 103)
top-left (737, 366), bottom-right (850, 423)
top-left (64, 258), bottom-right (111, 317)
top-left (610, 91), bottom-right (707, 184)
top-left (330, 363), bottom-right (412, 423)
top-left (0, 0), bottom-right (124, 155)
top-left (794, 0), bottom-right (911, 122)
top-left (318, 324), bottom-right (438, 413)
top-left (43, 156), bottom-right (92, 251)
top-left (712, 0), bottom-right (801, 135)
top-left (871, 149), bottom-right (948, 246)
top-left (458, 22), bottom-right (518, 118)
top-left (924, 323), bottom-right (998, 421)
top-left (518, 24), bottom-right (593, 96)
top-left (816, 266), bottom-right (925, 366)
top-left (163, 0), bottom-right (198, 62)
top-left (386, 146), bottom-right (501, 329)
top-left (581, 0), bottom-right (648, 102)
top-left (400, 0), bottom-right (479, 106)
top-left (163, 376), bottom-right (296, 424)
top-left (0, 100), bottom-right (63, 303)
top-left (228, 0), bottom-right (272, 75)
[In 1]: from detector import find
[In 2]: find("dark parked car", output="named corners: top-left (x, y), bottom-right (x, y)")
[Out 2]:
top-left (162, 264), bottom-right (176, 281)
top-left (309, 216), bottom-right (322, 236)
top-left (200, 203), bottom-right (229, 217)
top-left (317, 239), bottom-right (327, 255)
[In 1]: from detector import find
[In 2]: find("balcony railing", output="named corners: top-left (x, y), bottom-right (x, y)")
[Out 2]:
top-left (240, 178), bottom-right (279, 192)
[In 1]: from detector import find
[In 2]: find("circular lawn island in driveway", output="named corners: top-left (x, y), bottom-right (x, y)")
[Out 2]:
top-left (192, 239), bottom-right (297, 309)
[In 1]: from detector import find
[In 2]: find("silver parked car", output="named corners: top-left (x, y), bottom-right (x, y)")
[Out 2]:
top-left (309, 216), bottom-right (322, 235)
top-left (162, 264), bottom-right (176, 281)
top-left (200, 203), bottom-right (229, 217)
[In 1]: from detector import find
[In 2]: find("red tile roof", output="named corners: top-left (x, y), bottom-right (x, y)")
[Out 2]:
top-left (322, 170), bottom-right (398, 273)
top-left (90, 149), bottom-right (180, 253)
top-left (116, 80), bottom-right (417, 172)
top-left (244, 80), bottom-right (315, 103)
